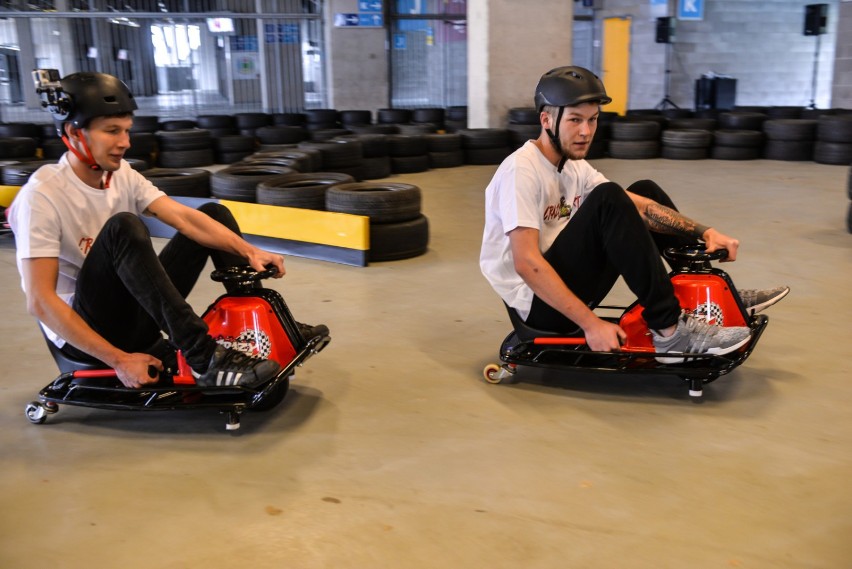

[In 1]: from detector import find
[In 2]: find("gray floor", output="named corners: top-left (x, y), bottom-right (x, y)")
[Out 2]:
top-left (1, 157), bottom-right (850, 568)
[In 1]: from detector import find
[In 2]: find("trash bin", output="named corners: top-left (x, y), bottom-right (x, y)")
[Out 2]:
top-left (695, 75), bottom-right (736, 111)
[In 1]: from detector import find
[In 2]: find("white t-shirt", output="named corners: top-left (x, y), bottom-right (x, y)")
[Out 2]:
top-left (479, 140), bottom-right (608, 319)
top-left (7, 154), bottom-right (166, 346)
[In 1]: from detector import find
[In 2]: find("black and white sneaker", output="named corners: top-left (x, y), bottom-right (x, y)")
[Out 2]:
top-left (738, 286), bottom-right (790, 314)
top-left (652, 313), bottom-right (752, 364)
top-left (194, 345), bottom-right (282, 388)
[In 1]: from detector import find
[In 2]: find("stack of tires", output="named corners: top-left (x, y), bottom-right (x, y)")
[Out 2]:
top-left (256, 172), bottom-right (355, 210)
top-left (305, 109), bottom-right (341, 134)
top-left (325, 182), bottom-right (429, 261)
top-left (425, 133), bottom-right (464, 169)
top-left (411, 108), bottom-right (445, 133)
top-left (210, 163), bottom-right (296, 202)
top-left (212, 135), bottom-right (256, 164)
top-left (445, 106), bottom-right (467, 132)
top-left (711, 129), bottom-right (764, 160)
top-left (377, 108), bottom-right (412, 127)
top-left (608, 120), bottom-right (661, 159)
top-left (299, 139), bottom-right (364, 179)
top-left (142, 168), bottom-right (211, 198)
top-left (386, 134), bottom-right (430, 174)
top-left (762, 119), bottom-right (817, 161)
top-left (234, 112), bottom-right (271, 138)
top-left (196, 114), bottom-right (238, 137)
top-left (339, 110), bottom-right (373, 130)
top-left (506, 107), bottom-right (540, 150)
top-left (459, 129), bottom-right (512, 165)
top-left (155, 129), bottom-right (214, 168)
top-left (335, 134), bottom-right (391, 179)
top-left (814, 115), bottom-right (852, 165)
top-left (128, 115), bottom-right (159, 164)
top-left (39, 123), bottom-right (66, 160)
top-left (661, 129), bottom-right (713, 160)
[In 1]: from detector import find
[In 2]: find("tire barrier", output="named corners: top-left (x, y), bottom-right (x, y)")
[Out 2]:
top-left (256, 172), bottom-right (355, 210)
top-left (210, 163), bottom-right (296, 202)
top-left (142, 168), bottom-right (211, 198)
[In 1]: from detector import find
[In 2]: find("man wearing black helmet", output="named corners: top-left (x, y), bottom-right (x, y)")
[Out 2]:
top-left (480, 66), bottom-right (788, 361)
top-left (8, 71), bottom-right (322, 388)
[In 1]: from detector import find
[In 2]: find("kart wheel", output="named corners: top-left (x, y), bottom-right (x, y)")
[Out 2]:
top-left (483, 363), bottom-right (516, 385)
top-left (25, 402), bottom-right (47, 424)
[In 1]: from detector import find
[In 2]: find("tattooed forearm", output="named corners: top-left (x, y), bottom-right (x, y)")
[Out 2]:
top-left (643, 203), bottom-right (709, 239)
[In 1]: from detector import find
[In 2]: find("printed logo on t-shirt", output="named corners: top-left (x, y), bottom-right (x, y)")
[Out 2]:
top-left (78, 236), bottom-right (94, 255)
top-left (543, 196), bottom-right (581, 222)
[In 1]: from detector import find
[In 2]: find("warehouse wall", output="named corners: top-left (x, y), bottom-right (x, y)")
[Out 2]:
top-left (831, 0), bottom-right (852, 108)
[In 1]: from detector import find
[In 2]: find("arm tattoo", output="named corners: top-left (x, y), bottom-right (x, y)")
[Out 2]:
top-left (643, 202), bottom-right (709, 239)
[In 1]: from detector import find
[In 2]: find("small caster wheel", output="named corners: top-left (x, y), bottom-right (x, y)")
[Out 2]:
top-left (688, 379), bottom-right (704, 403)
top-left (225, 411), bottom-right (241, 431)
top-left (483, 363), bottom-right (517, 385)
top-left (25, 401), bottom-right (48, 424)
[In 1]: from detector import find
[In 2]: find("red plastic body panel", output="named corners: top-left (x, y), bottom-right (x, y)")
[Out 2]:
top-left (173, 296), bottom-right (298, 385)
top-left (619, 273), bottom-right (746, 352)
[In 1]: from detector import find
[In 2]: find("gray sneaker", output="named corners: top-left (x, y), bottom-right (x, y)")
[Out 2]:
top-left (738, 286), bottom-right (790, 314)
top-left (652, 313), bottom-right (752, 364)
top-left (194, 345), bottom-right (282, 388)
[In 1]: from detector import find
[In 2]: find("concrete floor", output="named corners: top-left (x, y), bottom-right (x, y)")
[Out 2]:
top-left (0, 157), bottom-right (850, 568)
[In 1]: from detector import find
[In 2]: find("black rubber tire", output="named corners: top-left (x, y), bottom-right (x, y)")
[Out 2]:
top-left (125, 158), bottom-right (149, 172)
top-left (816, 115), bottom-right (852, 143)
top-left (813, 141), bottom-right (852, 165)
top-left (411, 108), bottom-right (445, 126)
top-left (160, 120), bottom-right (198, 131)
top-left (211, 164), bottom-right (296, 202)
top-left (244, 150), bottom-right (315, 172)
top-left (346, 124), bottom-right (399, 135)
top-left (1, 160), bottom-right (56, 185)
top-left (256, 172), bottom-right (355, 209)
top-left (712, 129), bottom-right (764, 147)
top-left (763, 119), bottom-right (817, 141)
top-left (142, 168), bottom-right (211, 197)
top-left (253, 126), bottom-right (307, 145)
top-left (304, 109), bottom-right (340, 125)
top-left (272, 113), bottom-right (307, 127)
top-left (155, 129), bottom-right (213, 151)
top-left (458, 128), bottom-right (511, 149)
top-left (428, 150), bottom-right (464, 169)
top-left (424, 133), bottom-right (462, 152)
top-left (0, 122), bottom-right (43, 140)
top-left (661, 146), bottom-right (709, 160)
top-left (369, 214), bottom-right (429, 262)
top-left (718, 112), bottom-right (768, 131)
top-left (711, 146), bottom-right (762, 160)
top-left (661, 129), bottom-right (713, 148)
top-left (766, 106), bottom-right (804, 119)
top-left (377, 108), bottom-right (412, 124)
top-left (196, 115), bottom-right (237, 129)
top-left (360, 156), bottom-right (392, 179)
top-left (40, 138), bottom-right (67, 159)
top-left (464, 146), bottom-right (513, 165)
top-left (507, 107), bottom-right (540, 125)
top-left (507, 124), bottom-right (541, 147)
top-left (214, 135), bottom-right (256, 153)
top-left (666, 118), bottom-right (718, 131)
top-left (216, 151), bottom-right (254, 164)
top-left (396, 123), bottom-right (438, 135)
top-left (387, 135), bottom-right (428, 157)
top-left (308, 128), bottom-right (351, 142)
top-left (763, 140), bottom-right (814, 161)
top-left (0, 137), bottom-right (39, 159)
top-left (334, 134), bottom-right (388, 158)
top-left (607, 140), bottom-right (661, 159)
top-left (298, 140), bottom-right (362, 168)
top-left (127, 132), bottom-right (158, 157)
top-left (131, 115), bottom-right (160, 133)
top-left (234, 113), bottom-right (272, 129)
top-left (390, 154), bottom-right (430, 173)
top-left (447, 106), bottom-right (467, 121)
top-left (157, 148), bottom-right (215, 168)
top-left (339, 110), bottom-right (373, 126)
top-left (326, 182), bottom-right (421, 223)
top-left (611, 121), bottom-right (661, 141)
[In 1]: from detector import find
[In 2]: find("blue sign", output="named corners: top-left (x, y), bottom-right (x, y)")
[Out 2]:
top-left (358, 0), bottom-right (382, 12)
top-left (230, 36), bottom-right (258, 52)
top-left (678, 0), bottom-right (704, 21)
top-left (394, 34), bottom-right (406, 50)
top-left (264, 23), bottom-right (300, 44)
top-left (334, 13), bottom-right (360, 27)
top-left (359, 13), bottom-right (383, 27)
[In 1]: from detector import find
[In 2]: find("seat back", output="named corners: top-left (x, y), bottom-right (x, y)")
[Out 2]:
top-left (42, 329), bottom-right (106, 374)
top-left (504, 303), bottom-right (582, 343)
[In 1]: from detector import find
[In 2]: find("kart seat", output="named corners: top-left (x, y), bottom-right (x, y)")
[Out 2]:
top-left (42, 330), bottom-right (106, 374)
top-left (504, 303), bottom-right (584, 343)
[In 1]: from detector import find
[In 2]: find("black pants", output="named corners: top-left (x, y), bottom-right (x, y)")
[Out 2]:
top-left (526, 180), bottom-right (696, 333)
top-left (61, 202), bottom-right (244, 371)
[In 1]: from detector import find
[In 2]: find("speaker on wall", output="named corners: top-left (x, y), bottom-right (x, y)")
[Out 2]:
top-left (655, 17), bottom-right (675, 44)
top-left (804, 3), bottom-right (828, 36)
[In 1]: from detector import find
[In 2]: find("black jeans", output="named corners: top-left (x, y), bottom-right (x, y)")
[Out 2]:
top-left (526, 180), bottom-right (696, 333)
top-left (61, 202), bottom-right (245, 371)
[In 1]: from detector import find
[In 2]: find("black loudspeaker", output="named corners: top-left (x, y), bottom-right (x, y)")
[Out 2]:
top-left (804, 4), bottom-right (828, 36)
top-left (656, 17), bottom-right (675, 44)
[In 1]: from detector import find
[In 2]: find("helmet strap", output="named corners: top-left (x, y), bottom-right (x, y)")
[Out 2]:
top-left (544, 106), bottom-right (568, 173)
top-left (61, 131), bottom-right (112, 189)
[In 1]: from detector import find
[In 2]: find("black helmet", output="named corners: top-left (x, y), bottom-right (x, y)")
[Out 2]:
top-left (534, 66), bottom-right (611, 111)
top-left (52, 72), bottom-right (137, 132)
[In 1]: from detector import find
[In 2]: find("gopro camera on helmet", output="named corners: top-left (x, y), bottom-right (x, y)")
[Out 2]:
top-left (32, 68), bottom-right (72, 120)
